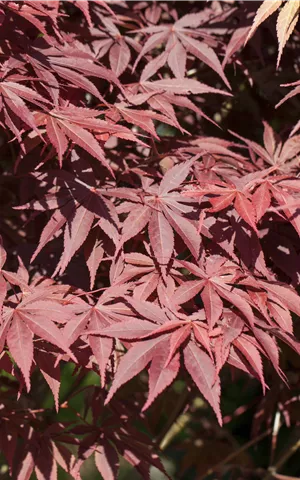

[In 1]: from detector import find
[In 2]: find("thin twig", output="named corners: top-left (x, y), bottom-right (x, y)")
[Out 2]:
top-left (263, 439), bottom-right (300, 480)
top-left (199, 427), bottom-right (273, 480)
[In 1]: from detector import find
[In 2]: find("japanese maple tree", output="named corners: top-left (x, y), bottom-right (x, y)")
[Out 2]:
top-left (1, 1), bottom-right (300, 479)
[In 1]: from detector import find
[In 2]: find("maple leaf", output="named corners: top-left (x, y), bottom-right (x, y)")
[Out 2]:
top-left (208, 310), bottom-right (286, 390)
top-left (142, 337), bottom-right (180, 412)
top-left (63, 284), bottom-right (133, 386)
top-left (90, 297), bottom-right (219, 419)
top-left (106, 98), bottom-right (185, 138)
top-left (276, 80), bottom-right (300, 135)
top-left (103, 335), bottom-right (173, 406)
top-left (245, 1), bottom-right (283, 45)
top-left (2, 1), bottom-right (300, 476)
top-left (0, 403), bottom-right (25, 476)
top-left (0, 258), bottom-right (83, 392)
top-left (122, 73), bottom-right (231, 131)
top-left (229, 128), bottom-right (300, 235)
top-left (0, 294), bottom-right (76, 391)
top-left (230, 123), bottom-right (300, 171)
top-left (0, 1), bottom-right (58, 42)
top-left (101, 314), bottom-right (221, 420)
top-left (16, 168), bottom-right (120, 276)
top-left (34, 104), bottom-right (140, 171)
top-left (179, 136), bottom-right (249, 173)
top-left (23, 38), bottom-right (125, 99)
top-left (84, 229), bottom-right (105, 289)
top-left (77, 0), bottom-right (122, 26)
top-left (134, 13), bottom-right (231, 88)
top-left (105, 159), bottom-right (201, 269)
top-left (14, 421), bottom-right (75, 480)
top-left (70, 392), bottom-right (171, 480)
top-left (222, 26), bottom-right (251, 67)
top-left (182, 173), bottom-right (259, 232)
top-left (0, 68), bottom-right (51, 140)
top-left (234, 335), bottom-right (266, 392)
top-left (173, 256), bottom-right (255, 329)
top-left (184, 342), bottom-right (222, 425)
top-left (245, 0), bottom-right (300, 67)
top-left (139, 78), bottom-right (230, 96)
top-left (276, 0), bottom-right (300, 67)
top-left (92, 15), bottom-right (141, 76)
top-left (185, 126), bottom-right (300, 231)
top-left (35, 350), bottom-right (61, 411)
top-left (114, 251), bottom-right (184, 302)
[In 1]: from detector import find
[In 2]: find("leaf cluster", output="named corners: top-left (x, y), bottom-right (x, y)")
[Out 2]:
top-left (1, 1), bottom-right (300, 479)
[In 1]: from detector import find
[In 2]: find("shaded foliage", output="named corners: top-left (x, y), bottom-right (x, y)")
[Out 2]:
top-left (1, 1), bottom-right (300, 479)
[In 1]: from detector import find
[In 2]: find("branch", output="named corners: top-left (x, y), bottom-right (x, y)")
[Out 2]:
top-left (199, 427), bottom-right (273, 480)
top-left (263, 439), bottom-right (300, 480)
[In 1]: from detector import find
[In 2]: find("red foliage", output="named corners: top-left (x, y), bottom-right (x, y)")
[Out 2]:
top-left (0, 1), bottom-right (300, 478)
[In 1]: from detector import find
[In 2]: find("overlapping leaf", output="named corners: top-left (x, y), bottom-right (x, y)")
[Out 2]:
top-left (134, 13), bottom-right (231, 87)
